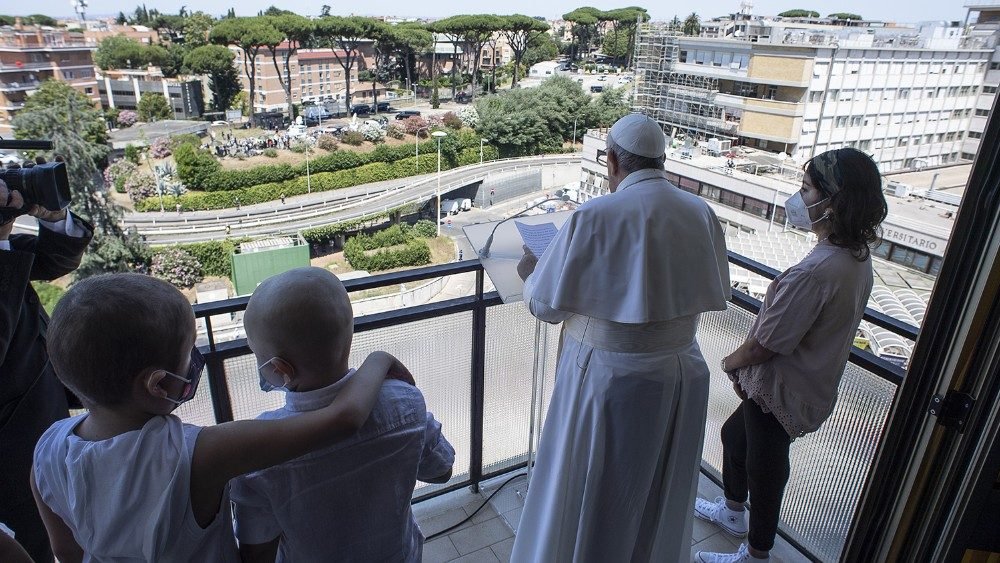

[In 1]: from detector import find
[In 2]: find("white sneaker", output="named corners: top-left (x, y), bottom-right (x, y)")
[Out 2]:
top-left (695, 543), bottom-right (768, 562)
top-left (694, 496), bottom-right (748, 537)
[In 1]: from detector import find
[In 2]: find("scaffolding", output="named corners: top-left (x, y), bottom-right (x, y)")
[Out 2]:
top-left (631, 24), bottom-right (737, 143)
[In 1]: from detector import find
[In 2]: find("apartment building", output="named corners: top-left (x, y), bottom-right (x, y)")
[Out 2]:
top-left (97, 68), bottom-right (204, 119)
top-left (632, 21), bottom-right (991, 172)
top-left (232, 43), bottom-right (358, 113)
top-left (0, 24), bottom-right (99, 137)
top-left (962, 1), bottom-right (1000, 160)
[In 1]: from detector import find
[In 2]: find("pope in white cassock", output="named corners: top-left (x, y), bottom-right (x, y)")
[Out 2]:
top-left (511, 113), bottom-right (731, 562)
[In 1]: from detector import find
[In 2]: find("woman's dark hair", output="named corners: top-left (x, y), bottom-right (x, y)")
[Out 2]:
top-left (805, 148), bottom-right (888, 260)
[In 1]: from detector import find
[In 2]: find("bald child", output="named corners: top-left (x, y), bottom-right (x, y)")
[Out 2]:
top-left (232, 267), bottom-right (454, 563)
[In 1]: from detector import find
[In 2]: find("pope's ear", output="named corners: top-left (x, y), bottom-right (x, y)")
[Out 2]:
top-left (606, 149), bottom-right (619, 174)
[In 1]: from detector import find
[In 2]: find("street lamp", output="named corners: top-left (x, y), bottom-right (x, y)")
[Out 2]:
top-left (432, 130), bottom-right (448, 237)
top-left (480, 138), bottom-right (490, 164)
top-left (415, 126), bottom-right (430, 174)
top-left (572, 116), bottom-right (580, 148)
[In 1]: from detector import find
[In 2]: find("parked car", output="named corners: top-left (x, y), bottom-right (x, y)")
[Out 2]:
top-left (597, 75), bottom-right (607, 82)
top-left (455, 92), bottom-right (472, 103)
top-left (375, 101), bottom-right (391, 112)
top-left (440, 199), bottom-right (460, 215)
top-left (590, 85), bottom-right (604, 93)
top-left (351, 104), bottom-right (372, 115)
top-left (211, 120), bottom-right (229, 126)
top-left (395, 110), bottom-right (422, 120)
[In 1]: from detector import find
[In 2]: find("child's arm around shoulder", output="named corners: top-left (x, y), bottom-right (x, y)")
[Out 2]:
top-left (189, 351), bottom-right (414, 526)
top-left (30, 466), bottom-right (84, 563)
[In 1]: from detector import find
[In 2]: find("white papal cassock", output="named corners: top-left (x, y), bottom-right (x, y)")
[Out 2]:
top-left (511, 168), bottom-right (731, 562)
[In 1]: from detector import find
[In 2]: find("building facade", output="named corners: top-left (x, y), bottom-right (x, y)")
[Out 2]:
top-left (962, 2), bottom-right (1000, 160)
top-left (632, 21), bottom-right (991, 172)
top-left (0, 24), bottom-right (99, 136)
top-left (97, 68), bottom-right (204, 119)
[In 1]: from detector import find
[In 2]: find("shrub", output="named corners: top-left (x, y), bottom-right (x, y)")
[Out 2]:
top-left (31, 281), bottom-right (65, 315)
top-left (442, 112), bottom-right (463, 130)
top-left (161, 238), bottom-right (249, 277)
top-left (117, 110), bottom-right (138, 128)
top-left (385, 124), bottom-right (405, 139)
top-left (359, 122), bottom-right (385, 143)
top-left (290, 141), bottom-right (311, 153)
top-left (342, 131), bottom-right (364, 146)
top-left (427, 115), bottom-right (444, 130)
top-left (104, 159), bottom-right (137, 193)
top-left (263, 148), bottom-right (278, 158)
top-left (170, 133), bottom-right (202, 149)
top-left (150, 247), bottom-right (203, 288)
top-left (150, 137), bottom-right (172, 159)
top-left (301, 212), bottom-right (390, 246)
top-left (344, 236), bottom-right (431, 271)
top-left (124, 144), bottom-right (141, 164)
top-left (124, 173), bottom-right (159, 203)
top-left (403, 116), bottom-right (429, 136)
top-left (317, 134), bottom-right (339, 151)
top-left (458, 106), bottom-right (479, 128)
top-left (173, 143), bottom-right (222, 190)
top-left (413, 219), bottom-right (437, 238)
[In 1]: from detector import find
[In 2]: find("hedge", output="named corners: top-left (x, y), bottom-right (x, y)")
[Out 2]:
top-left (300, 213), bottom-right (390, 246)
top-left (344, 239), bottom-right (431, 272)
top-left (137, 154), bottom-right (441, 212)
top-left (31, 282), bottom-right (65, 315)
top-left (198, 139), bottom-right (452, 193)
top-left (152, 238), bottom-right (250, 278)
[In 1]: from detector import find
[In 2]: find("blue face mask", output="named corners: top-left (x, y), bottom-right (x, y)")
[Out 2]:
top-left (257, 357), bottom-right (289, 392)
top-left (162, 347), bottom-right (206, 405)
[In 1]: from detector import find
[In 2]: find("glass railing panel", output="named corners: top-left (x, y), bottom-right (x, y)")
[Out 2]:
top-left (481, 301), bottom-right (561, 474)
top-left (699, 304), bottom-right (897, 562)
top-left (349, 312), bottom-right (474, 496)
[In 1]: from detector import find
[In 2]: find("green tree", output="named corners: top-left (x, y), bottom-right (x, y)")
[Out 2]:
top-left (314, 16), bottom-right (380, 111)
top-left (320, 4), bottom-right (331, 16)
top-left (669, 15), bottom-right (682, 30)
top-left (25, 14), bottom-right (58, 26)
top-left (138, 92), bottom-right (172, 122)
top-left (181, 11), bottom-right (214, 47)
top-left (683, 12), bottom-right (701, 36)
top-left (498, 15), bottom-right (550, 87)
top-left (828, 12), bottom-right (863, 20)
top-left (522, 33), bottom-right (559, 69)
top-left (268, 14), bottom-right (315, 119)
top-left (184, 44), bottom-right (241, 111)
top-left (93, 35), bottom-right (149, 70)
top-left (16, 81), bottom-right (107, 146)
top-left (604, 7), bottom-right (649, 66)
top-left (211, 17), bottom-right (283, 126)
top-left (11, 85), bottom-right (149, 278)
top-left (392, 23), bottom-right (433, 92)
top-left (475, 76), bottom-right (590, 156)
top-left (779, 9), bottom-right (821, 17)
top-left (601, 29), bottom-right (630, 61)
top-left (430, 15), bottom-right (504, 101)
top-left (563, 7), bottom-right (603, 61)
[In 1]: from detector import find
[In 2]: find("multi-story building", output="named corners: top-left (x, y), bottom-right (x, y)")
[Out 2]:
top-left (632, 20), bottom-right (991, 172)
top-left (82, 22), bottom-right (159, 47)
top-left (0, 23), bottom-right (99, 137)
top-left (97, 68), bottom-right (204, 119)
top-left (231, 43), bottom-right (357, 113)
top-left (962, 1), bottom-right (1000, 160)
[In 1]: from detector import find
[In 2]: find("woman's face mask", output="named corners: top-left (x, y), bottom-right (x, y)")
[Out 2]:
top-left (784, 192), bottom-right (830, 231)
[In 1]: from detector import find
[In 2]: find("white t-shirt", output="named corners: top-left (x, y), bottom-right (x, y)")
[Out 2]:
top-left (33, 414), bottom-right (239, 562)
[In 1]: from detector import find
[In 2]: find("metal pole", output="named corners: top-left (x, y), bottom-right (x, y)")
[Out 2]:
top-left (526, 317), bottom-right (549, 488)
top-left (573, 117), bottom-right (578, 148)
top-left (436, 138), bottom-right (442, 237)
top-left (480, 138), bottom-right (484, 164)
top-left (306, 145), bottom-right (312, 194)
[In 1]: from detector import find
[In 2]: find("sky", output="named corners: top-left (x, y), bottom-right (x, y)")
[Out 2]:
top-left (17, 0), bottom-right (967, 26)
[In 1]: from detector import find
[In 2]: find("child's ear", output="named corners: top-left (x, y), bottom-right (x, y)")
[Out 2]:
top-left (143, 370), bottom-right (170, 399)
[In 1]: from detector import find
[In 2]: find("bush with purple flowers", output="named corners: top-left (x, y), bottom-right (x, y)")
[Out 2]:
top-left (104, 159), bottom-right (138, 193)
top-left (117, 110), bottom-right (138, 128)
top-left (123, 173), bottom-right (159, 203)
top-left (150, 247), bottom-right (203, 288)
top-left (150, 137), bottom-right (172, 159)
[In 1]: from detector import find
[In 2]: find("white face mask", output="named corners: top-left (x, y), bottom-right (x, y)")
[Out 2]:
top-left (784, 192), bottom-right (829, 231)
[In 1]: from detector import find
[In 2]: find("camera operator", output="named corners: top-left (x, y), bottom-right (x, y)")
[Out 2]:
top-left (0, 156), bottom-right (92, 562)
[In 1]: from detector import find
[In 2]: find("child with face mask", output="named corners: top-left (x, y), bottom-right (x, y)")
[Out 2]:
top-left (30, 273), bottom-right (413, 562)
top-left (232, 267), bottom-right (454, 563)
top-left (694, 148), bottom-right (889, 563)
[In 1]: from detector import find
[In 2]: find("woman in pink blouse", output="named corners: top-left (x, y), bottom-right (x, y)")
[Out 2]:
top-left (694, 148), bottom-right (889, 563)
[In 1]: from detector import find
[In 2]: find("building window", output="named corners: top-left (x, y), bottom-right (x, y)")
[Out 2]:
top-left (809, 91), bottom-right (823, 102)
top-left (858, 140), bottom-right (870, 151)
top-left (976, 108), bottom-right (990, 117)
top-left (984, 85), bottom-right (997, 94)
top-left (836, 116), bottom-right (848, 127)
top-left (968, 131), bottom-right (983, 139)
top-left (850, 116), bottom-right (862, 126)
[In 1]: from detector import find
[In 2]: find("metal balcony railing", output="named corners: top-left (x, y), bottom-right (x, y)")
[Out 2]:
top-left (183, 253), bottom-right (916, 562)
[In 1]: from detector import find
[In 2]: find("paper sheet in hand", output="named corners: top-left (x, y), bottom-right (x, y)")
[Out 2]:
top-left (516, 221), bottom-right (559, 257)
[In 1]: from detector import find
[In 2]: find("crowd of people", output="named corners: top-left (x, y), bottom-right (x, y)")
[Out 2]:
top-left (211, 131), bottom-right (296, 159)
top-left (0, 113), bottom-right (888, 563)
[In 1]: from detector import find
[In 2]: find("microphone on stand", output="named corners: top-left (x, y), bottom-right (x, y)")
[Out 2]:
top-left (479, 191), bottom-right (573, 259)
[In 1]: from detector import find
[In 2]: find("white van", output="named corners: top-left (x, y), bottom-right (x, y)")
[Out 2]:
top-left (440, 200), bottom-right (460, 215)
top-left (460, 198), bottom-right (472, 211)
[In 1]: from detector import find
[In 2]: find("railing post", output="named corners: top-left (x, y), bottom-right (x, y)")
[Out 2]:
top-left (201, 316), bottom-right (234, 424)
top-left (469, 268), bottom-right (487, 493)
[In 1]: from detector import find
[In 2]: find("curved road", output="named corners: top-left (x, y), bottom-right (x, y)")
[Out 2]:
top-left (125, 155), bottom-right (581, 244)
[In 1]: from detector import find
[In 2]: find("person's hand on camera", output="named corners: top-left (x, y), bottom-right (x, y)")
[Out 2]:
top-left (5, 156), bottom-right (68, 223)
top-left (0, 178), bottom-right (24, 238)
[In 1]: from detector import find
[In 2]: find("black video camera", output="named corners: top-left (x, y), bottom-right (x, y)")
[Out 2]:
top-left (0, 138), bottom-right (71, 223)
